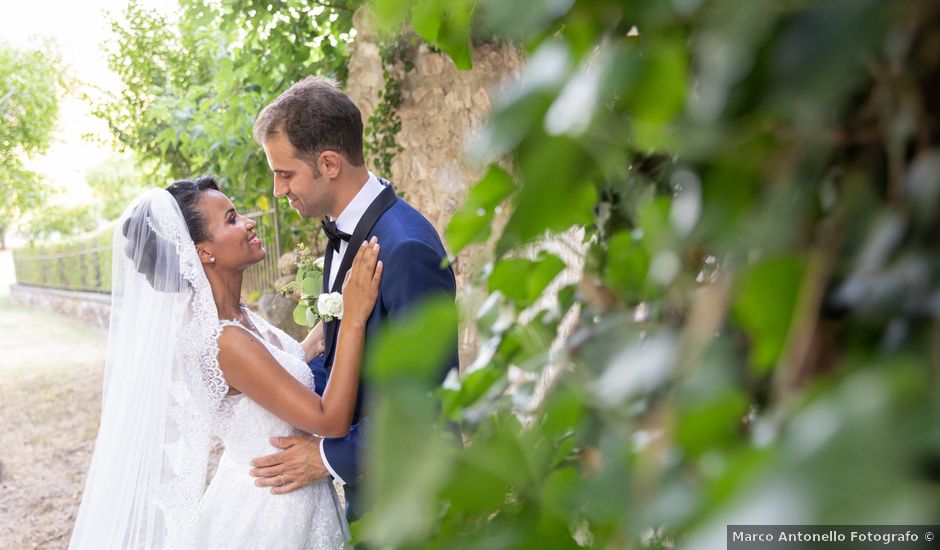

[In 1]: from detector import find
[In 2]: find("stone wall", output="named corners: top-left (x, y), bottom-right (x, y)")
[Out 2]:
top-left (346, 22), bottom-right (522, 237)
top-left (10, 284), bottom-right (110, 329)
top-left (345, 13), bottom-right (523, 366)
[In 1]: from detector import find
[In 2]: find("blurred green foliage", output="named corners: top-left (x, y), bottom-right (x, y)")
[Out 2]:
top-left (0, 43), bottom-right (63, 244)
top-left (11, 0), bottom-right (939, 544)
top-left (20, 203), bottom-right (99, 243)
top-left (356, 0), bottom-right (940, 547)
top-left (93, 0), bottom-right (361, 248)
top-left (85, 154), bottom-right (155, 221)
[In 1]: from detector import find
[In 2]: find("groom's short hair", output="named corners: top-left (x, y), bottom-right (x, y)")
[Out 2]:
top-left (253, 76), bottom-right (365, 168)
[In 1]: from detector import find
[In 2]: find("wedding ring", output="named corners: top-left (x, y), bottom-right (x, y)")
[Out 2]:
top-left (280, 474), bottom-right (286, 486)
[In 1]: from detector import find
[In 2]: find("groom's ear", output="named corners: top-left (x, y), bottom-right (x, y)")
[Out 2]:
top-left (318, 150), bottom-right (343, 180)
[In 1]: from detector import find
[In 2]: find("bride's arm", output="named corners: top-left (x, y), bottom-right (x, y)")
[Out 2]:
top-left (218, 240), bottom-right (382, 438)
top-left (300, 321), bottom-right (324, 363)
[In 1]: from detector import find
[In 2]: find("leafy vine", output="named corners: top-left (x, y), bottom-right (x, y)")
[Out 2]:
top-left (364, 35), bottom-right (414, 177)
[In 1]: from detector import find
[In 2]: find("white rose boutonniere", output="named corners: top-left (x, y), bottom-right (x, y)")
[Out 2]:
top-left (317, 292), bottom-right (344, 322)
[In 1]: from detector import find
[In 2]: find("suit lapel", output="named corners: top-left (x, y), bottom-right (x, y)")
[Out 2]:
top-left (330, 181), bottom-right (397, 292)
top-left (323, 181), bottom-right (398, 365)
top-left (322, 236), bottom-right (335, 294)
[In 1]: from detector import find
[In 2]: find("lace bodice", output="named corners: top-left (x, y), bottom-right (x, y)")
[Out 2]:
top-left (213, 310), bottom-right (313, 462)
top-left (69, 189), bottom-right (346, 550)
top-left (197, 310), bottom-right (349, 548)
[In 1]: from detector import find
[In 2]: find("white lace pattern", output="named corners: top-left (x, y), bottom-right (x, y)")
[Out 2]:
top-left (69, 189), bottom-right (347, 550)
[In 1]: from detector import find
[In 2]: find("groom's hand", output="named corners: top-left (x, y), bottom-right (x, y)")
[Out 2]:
top-left (249, 434), bottom-right (330, 494)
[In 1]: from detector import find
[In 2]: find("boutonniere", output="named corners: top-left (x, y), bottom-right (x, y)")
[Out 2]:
top-left (315, 292), bottom-right (344, 323)
top-left (281, 244), bottom-right (339, 327)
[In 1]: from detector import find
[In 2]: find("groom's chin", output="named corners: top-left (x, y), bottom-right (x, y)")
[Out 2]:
top-left (296, 206), bottom-right (320, 219)
top-left (291, 202), bottom-right (327, 220)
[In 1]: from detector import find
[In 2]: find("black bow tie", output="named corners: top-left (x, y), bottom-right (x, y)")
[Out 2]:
top-left (321, 219), bottom-right (352, 253)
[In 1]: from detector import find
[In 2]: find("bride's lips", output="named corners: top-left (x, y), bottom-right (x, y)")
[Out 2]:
top-left (248, 234), bottom-right (262, 246)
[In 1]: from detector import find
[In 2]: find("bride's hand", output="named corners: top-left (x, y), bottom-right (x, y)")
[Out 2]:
top-left (341, 236), bottom-right (382, 325)
top-left (300, 321), bottom-right (325, 362)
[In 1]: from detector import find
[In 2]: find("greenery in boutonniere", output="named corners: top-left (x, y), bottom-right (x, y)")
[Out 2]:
top-left (281, 243), bottom-right (338, 327)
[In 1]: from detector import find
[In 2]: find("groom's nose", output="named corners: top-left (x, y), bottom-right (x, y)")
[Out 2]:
top-left (272, 177), bottom-right (288, 198)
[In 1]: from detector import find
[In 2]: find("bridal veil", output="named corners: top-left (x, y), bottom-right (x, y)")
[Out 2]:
top-left (69, 189), bottom-right (227, 550)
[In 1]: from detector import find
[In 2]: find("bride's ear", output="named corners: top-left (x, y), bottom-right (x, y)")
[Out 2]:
top-left (197, 246), bottom-right (216, 265)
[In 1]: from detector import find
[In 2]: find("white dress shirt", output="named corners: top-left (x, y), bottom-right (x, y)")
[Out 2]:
top-left (326, 172), bottom-right (385, 290)
top-left (320, 171), bottom-right (384, 484)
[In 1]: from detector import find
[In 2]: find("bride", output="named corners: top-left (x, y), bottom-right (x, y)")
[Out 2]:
top-left (68, 176), bottom-right (382, 549)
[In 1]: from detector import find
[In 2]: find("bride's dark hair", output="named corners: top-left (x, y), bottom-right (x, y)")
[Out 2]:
top-left (165, 176), bottom-right (221, 243)
top-left (121, 176), bottom-right (221, 292)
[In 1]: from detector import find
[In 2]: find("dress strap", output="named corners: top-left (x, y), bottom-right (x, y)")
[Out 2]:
top-left (218, 319), bottom-right (263, 341)
top-left (218, 319), bottom-right (244, 330)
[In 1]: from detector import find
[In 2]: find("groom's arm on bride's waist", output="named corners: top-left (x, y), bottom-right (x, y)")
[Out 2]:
top-left (320, 238), bottom-right (458, 486)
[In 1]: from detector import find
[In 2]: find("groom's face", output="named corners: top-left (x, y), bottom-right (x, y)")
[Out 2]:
top-left (263, 132), bottom-right (332, 219)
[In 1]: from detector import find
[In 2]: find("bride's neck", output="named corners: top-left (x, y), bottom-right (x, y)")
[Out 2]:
top-left (206, 269), bottom-right (244, 318)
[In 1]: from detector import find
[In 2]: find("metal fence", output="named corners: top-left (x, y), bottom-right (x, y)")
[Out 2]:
top-left (12, 209), bottom-right (282, 299)
top-left (241, 208), bottom-right (281, 301)
top-left (12, 244), bottom-right (114, 293)
top-left (12, 229), bottom-right (114, 293)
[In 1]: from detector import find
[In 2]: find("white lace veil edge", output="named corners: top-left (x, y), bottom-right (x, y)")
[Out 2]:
top-left (69, 189), bottom-right (227, 550)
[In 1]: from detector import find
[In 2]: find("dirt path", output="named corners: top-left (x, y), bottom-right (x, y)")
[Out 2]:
top-left (0, 259), bottom-right (107, 549)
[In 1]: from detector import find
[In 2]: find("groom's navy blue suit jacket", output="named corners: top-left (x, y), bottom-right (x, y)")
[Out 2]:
top-left (308, 180), bottom-right (457, 518)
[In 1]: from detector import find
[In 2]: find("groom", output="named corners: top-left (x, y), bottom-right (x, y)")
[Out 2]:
top-left (248, 76), bottom-right (457, 519)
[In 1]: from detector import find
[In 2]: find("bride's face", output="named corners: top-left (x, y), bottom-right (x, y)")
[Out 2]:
top-left (196, 190), bottom-right (266, 270)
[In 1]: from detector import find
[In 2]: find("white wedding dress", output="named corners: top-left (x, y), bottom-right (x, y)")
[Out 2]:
top-left (196, 310), bottom-right (350, 549)
top-left (70, 190), bottom-right (349, 550)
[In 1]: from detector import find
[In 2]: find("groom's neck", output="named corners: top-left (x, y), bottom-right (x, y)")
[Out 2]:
top-left (328, 165), bottom-right (371, 219)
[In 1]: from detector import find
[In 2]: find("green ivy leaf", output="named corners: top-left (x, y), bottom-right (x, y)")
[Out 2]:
top-left (442, 417), bottom-right (532, 512)
top-left (677, 389), bottom-right (749, 458)
top-left (541, 386), bottom-right (583, 441)
top-left (637, 195), bottom-right (674, 253)
top-left (625, 37), bottom-right (689, 151)
top-left (370, 0), bottom-right (412, 35)
top-left (488, 252), bottom-right (566, 308)
top-left (732, 256), bottom-right (805, 373)
top-left (497, 136), bottom-right (597, 255)
top-left (445, 164), bottom-right (516, 254)
top-left (437, 16), bottom-right (474, 71)
top-left (408, 0), bottom-right (474, 70)
top-left (369, 297), bottom-right (458, 382)
top-left (540, 466), bottom-right (580, 521)
top-left (301, 272), bottom-right (322, 295)
top-left (292, 301), bottom-right (307, 327)
top-left (627, 38), bottom-right (688, 124)
top-left (457, 366), bottom-right (503, 408)
top-left (604, 230), bottom-right (650, 300)
top-left (361, 386), bottom-right (454, 546)
top-left (410, 0), bottom-right (442, 42)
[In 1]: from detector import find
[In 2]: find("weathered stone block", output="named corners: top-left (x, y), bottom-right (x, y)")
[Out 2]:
top-left (278, 251), bottom-right (299, 275)
top-left (257, 292), bottom-right (307, 340)
top-left (417, 53), bottom-right (446, 75)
